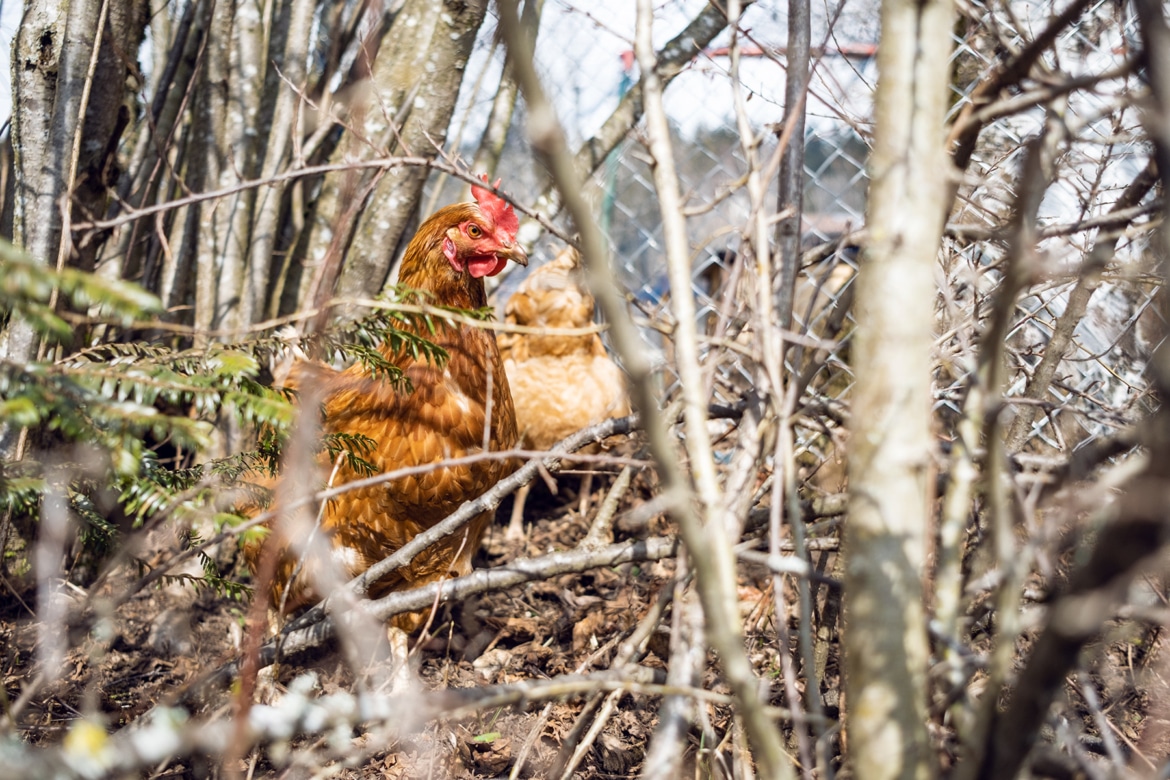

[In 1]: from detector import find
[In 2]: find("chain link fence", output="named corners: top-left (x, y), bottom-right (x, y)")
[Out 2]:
top-left (431, 0), bottom-right (1158, 476)
top-left (944, 0), bottom-right (1157, 458)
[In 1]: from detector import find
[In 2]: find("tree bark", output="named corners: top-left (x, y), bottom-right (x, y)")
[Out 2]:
top-left (469, 0), bottom-right (545, 184)
top-left (188, 0), bottom-right (233, 344)
top-left (774, 0), bottom-right (810, 330)
top-left (844, 0), bottom-right (953, 777)
top-left (211, 0), bottom-right (264, 336)
top-left (3, 1), bottom-right (64, 389)
top-left (293, 0), bottom-right (488, 306)
top-left (4, 0), bottom-right (145, 435)
top-left (2, 0), bottom-right (147, 577)
top-left (240, 0), bottom-right (314, 329)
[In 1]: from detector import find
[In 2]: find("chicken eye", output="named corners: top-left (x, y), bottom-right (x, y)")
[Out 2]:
top-left (467, 224), bottom-right (483, 239)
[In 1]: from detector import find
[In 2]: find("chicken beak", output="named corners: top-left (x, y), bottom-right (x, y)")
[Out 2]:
top-left (499, 242), bottom-right (528, 267)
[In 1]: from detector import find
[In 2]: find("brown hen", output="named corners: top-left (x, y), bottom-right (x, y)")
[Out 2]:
top-left (244, 179), bottom-right (527, 632)
top-left (496, 247), bottom-right (630, 539)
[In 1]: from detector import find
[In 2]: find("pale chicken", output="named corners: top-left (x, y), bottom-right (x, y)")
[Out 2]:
top-left (496, 247), bottom-right (630, 539)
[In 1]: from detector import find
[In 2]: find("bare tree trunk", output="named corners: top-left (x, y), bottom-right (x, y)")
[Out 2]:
top-left (470, 0), bottom-right (545, 182)
top-left (4, 0), bottom-right (145, 432)
top-left (2, 0), bottom-right (146, 579)
top-left (99, 0), bottom-right (199, 288)
top-left (188, 0), bottom-right (232, 343)
top-left (843, 0), bottom-right (952, 777)
top-left (211, 0), bottom-right (264, 336)
top-left (775, 0), bottom-right (810, 330)
top-left (240, 0), bottom-right (314, 329)
top-left (2, 2), bottom-right (64, 390)
top-left (344, 0), bottom-right (487, 299)
top-left (294, 0), bottom-right (488, 306)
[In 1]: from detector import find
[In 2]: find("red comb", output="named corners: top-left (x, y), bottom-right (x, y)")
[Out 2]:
top-left (471, 174), bottom-right (519, 237)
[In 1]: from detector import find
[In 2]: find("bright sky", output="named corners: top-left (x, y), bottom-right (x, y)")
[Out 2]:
top-left (467, 0), bottom-right (880, 141)
top-left (0, 0), bottom-right (882, 138)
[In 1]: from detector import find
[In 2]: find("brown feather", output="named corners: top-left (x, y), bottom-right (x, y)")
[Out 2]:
top-left (243, 198), bottom-right (524, 631)
top-left (499, 247), bottom-right (630, 452)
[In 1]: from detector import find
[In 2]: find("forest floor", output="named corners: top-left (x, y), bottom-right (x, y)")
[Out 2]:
top-left (0, 474), bottom-right (801, 779)
top-left (3, 473), bottom-right (1168, 778)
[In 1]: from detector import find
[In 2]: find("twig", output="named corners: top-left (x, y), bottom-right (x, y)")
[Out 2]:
top-left (34, 469), bottom-right (74, 690)
top-left (113, 415), bottom-right (641, 620)
top-left (946, 0), bottom-right (1095, 171)
top-left (774, 0), bottom-right (811, 331)
top-left (1005, 159), bottom-right (1159, 451)
top-left (950, 62), bottom-right (1136, 141)
top-left (581, 465), bottom-right (632, 549)
top-left (284, 413), bottom-right (642, 640)
top-left (970, 4), bottom-right (1170, 776)
top-left (496, 1), bottom-right (793, 776)
top-left (1078, 673), bottom-right (1126, 769)
top-left (71, 156), bottom-right (570, 244)
top-left (635, 0), bottom-right (722, 522)
top-left (935, 380), bottom-right (982, 742)
top-left (510, 577), bottom-right (669, 780)
top-left (13, 663), bottom-right (786, 780)
top-left (550, 689), bottom-right (617, 779)
top-left (185, 535), bottom-right (680, 702)
top-left (776, 370), bottom-right (828, 770)
top-left (561, 562), bottom-right (684, 779)
top-left (960, 112), bottom-right (1069, 780)
top-left (944, 200), bottom-right (1162, 242)
top-left (511, 0), bottom-right (752, 250)
top-left (737, 550), bottom-right (841, 588)
top-left (54, 295), bottom-right (610, 340)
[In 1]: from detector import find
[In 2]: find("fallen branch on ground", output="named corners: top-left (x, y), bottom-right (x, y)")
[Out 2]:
top-left (185, 535), bottom-right (679, 702)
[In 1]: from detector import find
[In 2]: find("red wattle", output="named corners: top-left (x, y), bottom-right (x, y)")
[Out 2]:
top-left (467, 255), bottom-right (509, 278)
